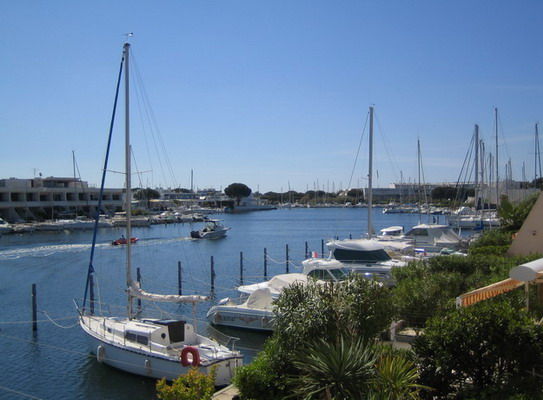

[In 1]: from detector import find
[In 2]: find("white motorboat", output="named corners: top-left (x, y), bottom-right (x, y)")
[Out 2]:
top-left (78, 43), bottom-right (242, 386)
top-left (237, 258), bottom-right (349, 298)
top-left (207, 288), bottom-right (275, 332)
top-left (190, 219), bottom-right (230, 239)
top-left (0, 217), bottom-right (13, 234)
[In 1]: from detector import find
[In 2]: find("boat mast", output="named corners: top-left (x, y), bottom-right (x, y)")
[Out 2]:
top-left (417, 138), bottom-right (421, 221)
top-left (495, 107), bottom-right (499, 207)
top-left (535, 123), bottom-right (542, 182)
top-left (474, 124), bottom-right (479, 210)
top-left (367, 106), bottom-right (373, 238)
top-left (124, 42), bottom-right (134, 319)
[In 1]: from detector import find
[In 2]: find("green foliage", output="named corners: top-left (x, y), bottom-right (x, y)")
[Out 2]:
top-left (156, 367), bottom-right (216, 400)
top-left (498, 194), bottom-right (538, 232)
top-left (224, 183), bottom-right (252, 205)
top-left (413, 300), bottom-right (543, 398)
top-left (233, 340), bottom-right (283, 400)
top-left (392, 261), bottom-right (464, 327)
top-left (133, 187), bottom-right (160, 200)
top-left (370, 346), bottom-right (428, 400)
top-left (273, 275), bottom-right (395, 350)
top-left (285, 336), bottom-right (377, 400)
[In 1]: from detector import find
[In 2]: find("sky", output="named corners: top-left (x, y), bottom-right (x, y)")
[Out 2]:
top-left (2, 1), bottom-right (543, 193)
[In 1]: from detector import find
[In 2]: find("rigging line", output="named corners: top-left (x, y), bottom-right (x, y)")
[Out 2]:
top-left (347, 110), bottom-right (370, 190)
top-left (83, 50), bottom-right (124, 313)
top-left (41, 310), bottom-right (79, 329)
top-left (374, 112), bottom-right (401, 183)
top-left (454, 132), bottom-right (476, 205)
top-left (497, 111), bottom-right (511, 163)
top-left (132, 82), bottom-right (155, 187)
top-left (0, 384), bottom-right (45, 400)
top-left (131, 51), bottom-right (179, 188)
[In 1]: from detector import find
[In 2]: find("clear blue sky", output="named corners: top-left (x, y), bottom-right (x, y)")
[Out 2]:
top-left (2, 1), bottom-right (543, 193)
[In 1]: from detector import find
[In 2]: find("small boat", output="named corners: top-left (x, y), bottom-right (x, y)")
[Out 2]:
top-left (111, 237), bottom-right (138, 246)
top-left (207, 288), bottom-right (275, 332)
top-left (190, 219), bottom-right (230, 239)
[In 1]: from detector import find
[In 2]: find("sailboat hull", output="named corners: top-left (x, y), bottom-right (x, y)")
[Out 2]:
top-left (80, 316), bottom-right (242, 386)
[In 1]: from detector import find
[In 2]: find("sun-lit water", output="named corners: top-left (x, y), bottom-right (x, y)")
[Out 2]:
top-left (0, 208), bottom-right (439, 400)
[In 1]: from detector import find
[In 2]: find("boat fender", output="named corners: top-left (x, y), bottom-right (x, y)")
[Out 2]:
top-left (96, 345), bottom-right (105, 362)
top-left (180, 346), bottom-right (200, 367)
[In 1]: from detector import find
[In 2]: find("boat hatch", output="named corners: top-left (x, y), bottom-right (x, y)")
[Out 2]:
top-left (153, 320), bottom-right (186, 343)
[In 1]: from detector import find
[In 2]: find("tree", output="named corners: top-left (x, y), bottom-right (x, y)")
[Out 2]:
top-left (498, 194), bottom-right (538, 232)
top-left (430, 186), bottom-right (457, 201)
top-left (224, 183), bottom-right (252, 206)
top-left (413, 300), bottom-right (543, 398)
top-left (133, 187), bottom-right (160, 200)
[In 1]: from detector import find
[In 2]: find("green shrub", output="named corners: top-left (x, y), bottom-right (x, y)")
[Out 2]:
top-left (156, 367), bottom-right (216, 400)
top-left (233, 339), bottom-right (283, 400)
top-left (413, 300), bottom-right (543, 399)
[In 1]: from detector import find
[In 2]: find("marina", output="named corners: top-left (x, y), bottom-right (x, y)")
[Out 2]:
top-left (0, 207), bottom-right (439, 399)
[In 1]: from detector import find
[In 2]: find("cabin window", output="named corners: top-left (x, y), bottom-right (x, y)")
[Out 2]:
top-left (308, 269), bottom-right (325, 280)
top-left (408, 228), bottom-right (429, 236)
top-left (329, 268), bottom-right (348, 280)
top-left (125, 331), bottom-right (149, 346)
top-left (333, 249), bottom-right (391, 263)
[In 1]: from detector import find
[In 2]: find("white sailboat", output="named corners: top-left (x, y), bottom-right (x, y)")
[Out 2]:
top-left (77, 43), bottom-right (242, 386)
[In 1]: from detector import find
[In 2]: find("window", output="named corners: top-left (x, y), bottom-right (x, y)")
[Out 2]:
top-left (125, 331), bottom-right (149, 346)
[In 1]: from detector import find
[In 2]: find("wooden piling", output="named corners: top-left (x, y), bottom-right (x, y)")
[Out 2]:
top-left (136, 267), bottom-right (142, 312)
top-left (31, 284), bottom-right (37, 332)
top-left (178, 261), bottom-right (182, 295)
top-left (305, 241), bottom-right (308, 259)
top-left (264, 248), bottom-right (268, 279)
top-left (240, 251), bottom-right (244, 284)
top-left (211, 256), bottom-right (215, 292)
top-left (286, 244), bottom-right (289, 273)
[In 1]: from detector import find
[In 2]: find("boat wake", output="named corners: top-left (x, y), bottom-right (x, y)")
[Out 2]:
top-left (0, 237), bottom-right (192, 260)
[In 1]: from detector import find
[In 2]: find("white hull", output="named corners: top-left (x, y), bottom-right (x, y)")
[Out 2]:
top-left (80, 315), bottom-right (242, 386)
top-left (207, 306), bottom-right (274, 332)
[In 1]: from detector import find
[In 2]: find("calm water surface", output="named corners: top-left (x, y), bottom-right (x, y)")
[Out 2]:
top-left (0, 208), bottom-right (438, 400)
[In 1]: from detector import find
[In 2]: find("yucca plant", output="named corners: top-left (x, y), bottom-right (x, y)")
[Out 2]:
top-left (285, 336), bottom-right (377, 400)
top-left (369, 350), bottom-right (429, 400)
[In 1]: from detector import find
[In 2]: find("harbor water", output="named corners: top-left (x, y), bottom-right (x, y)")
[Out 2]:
top-left (0, 207), bottom-right (438, 400)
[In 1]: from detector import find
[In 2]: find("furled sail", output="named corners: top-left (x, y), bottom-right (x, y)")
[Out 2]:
top-left (128, 281), bottom-right (207, 303)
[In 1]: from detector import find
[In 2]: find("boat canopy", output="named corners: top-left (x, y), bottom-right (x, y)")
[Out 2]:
top-left (244, 288), bottom-right (274, 310)
top-left (327, 239), bottom-right (392, 263)
top-left (129, 281), bottom-right (207, 304)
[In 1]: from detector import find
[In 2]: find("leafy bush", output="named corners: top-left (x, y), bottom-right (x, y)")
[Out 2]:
top-left (156, 367), bottom-right (216, 400)
top-left (498, 194), bottom-right (538, 232)
top-left (413, 300), bottom-right (543, 399)
top-left (233, 339), bottom-right (283, 400)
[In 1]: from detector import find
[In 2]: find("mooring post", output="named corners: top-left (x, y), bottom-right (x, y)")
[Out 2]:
top-left (264, 248), bottom-right (268, 279)
top-left (240, 251), bottom-right (244, 284)
top-left (211, 256), bottom-right (215, 292)
top-left (349, 233), bottom-right (352, 239)
top-left (178, 261), bottom-right (182, 295)
top-left (31, 284), bottom-right (37, 332)
top-left (136, 267), bottom-right (142, 312)
top-left (286, 244), bottom-right (289, 273)
top-left (321, 239), bottom-right (324, 256)
top-left (305, 241), bottom-right (308, 259)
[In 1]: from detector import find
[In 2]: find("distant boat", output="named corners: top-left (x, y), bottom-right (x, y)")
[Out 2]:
top-left (224, 194), bottom-right (276, 213)
top-left (190, 219), bottom-right (230, 239)
top-left (111, 237), bottom-right (138, 246)
top-left (78, 43), bottom-right (242, 386)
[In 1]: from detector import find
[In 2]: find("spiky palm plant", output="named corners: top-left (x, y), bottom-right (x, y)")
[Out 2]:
top-left (285, 336), bottom-right (377, 400)
top-left (369, 351), bottom-right (429, 400)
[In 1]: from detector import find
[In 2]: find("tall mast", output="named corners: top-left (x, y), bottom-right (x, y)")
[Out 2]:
top-left (495, 107), bottom-right (499, 206)
top-left (367, 106), bottom-right (374, 238)
top-left (123, 42), bottom-right (133, 319)
top-left (474, 125), bottom-right (479, 210)
top-left (417, 138), bottom-right (421, 220)
top-left (535, 123), bottom-right (542, 182)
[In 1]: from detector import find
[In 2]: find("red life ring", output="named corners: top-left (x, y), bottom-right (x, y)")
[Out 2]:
top-left (180, 346), bottom-right (200, 367)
